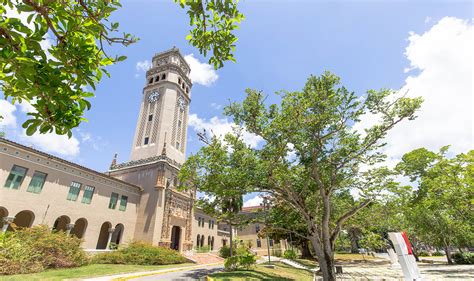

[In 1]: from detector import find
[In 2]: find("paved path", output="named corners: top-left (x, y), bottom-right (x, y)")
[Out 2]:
top-left (133, 264), bottom-right (224, 281)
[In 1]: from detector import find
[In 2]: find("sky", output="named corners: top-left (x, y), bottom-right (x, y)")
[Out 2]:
top-left (1, 0), bottom-right (472, 207)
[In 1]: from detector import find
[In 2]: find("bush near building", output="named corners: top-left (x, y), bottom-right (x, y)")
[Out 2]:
top-left (452, 252), bottom-right (474, 264)
top-left (223, 244), bottom-right (257, 271)
top-left (93, 241), bottom-right (189, 265)
top-left (0, 225), bottom-right (88, 275)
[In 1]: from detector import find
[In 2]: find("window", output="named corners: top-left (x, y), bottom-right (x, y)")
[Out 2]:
top-left (109, 192), bottom-right (119, 209)
top-left (256, 239), bottom-right (262, 248)
top-left (4, 165), bottom-right (28, 189)
top-left (148, 78), bottom-right (153, 84)
top-left (26, 171), bottom-right (47, 194)
top-left (255, 224), bottom-right (260, 233)
top-left (178, 78), bottom-right (182, 84)
top-left (119, 195), bottom-right (128, 211)
top-left (269, 239), bottom-right (274, 247)
top-left (161, 74), bottom-right (166, 80)
top-left (148, 114), bottom-right (153, 121)
top-left (176, 142), bottom-right (180, 150)
top-left (144, 137), bottom-right (149, 145)
top-left (155, 76), bottom-right (160, 82)
top-left (209, 219), bottom-right (211, 229)
top-left (178, 120), bottom-right (182, 130)
top-left (67, 181), bottom-right (81, 201)
top-left (81, 185), bottom-right (95, 204)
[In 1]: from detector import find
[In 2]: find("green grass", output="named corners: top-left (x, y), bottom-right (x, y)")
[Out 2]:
top-left (0, 263), bottom-right (194, 281)
top-left (208, 262), bottom-right (313, 281)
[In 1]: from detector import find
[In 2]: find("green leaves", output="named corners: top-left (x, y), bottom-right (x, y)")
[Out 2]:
top-left (0, 0), bottom-right (137, 137)
top-left (175, 0), bottom-right (244, 69)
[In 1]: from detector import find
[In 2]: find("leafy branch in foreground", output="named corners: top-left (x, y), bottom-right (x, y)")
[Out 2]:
top-left (1, 0), bottom-right (137, 137)
top-left (175, 0), bottom-right (244, 69)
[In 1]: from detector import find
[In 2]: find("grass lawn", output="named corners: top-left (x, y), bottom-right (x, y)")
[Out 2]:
top-left (0, 263), bottom-right (194, 281)
top-left (208, 262), bottom-right (313, 281)
top-left (296, 253), bottom-right (375, 269)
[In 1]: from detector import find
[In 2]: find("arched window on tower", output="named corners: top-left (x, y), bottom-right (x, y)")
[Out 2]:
top-left (148, 78), bottom-right (153, 84)
top-left (161, 73), bottom-right (166, 80)
top-left (178, 77), bottom-right (182, 84)
top-left (154, 76), bottom-right (160, 82)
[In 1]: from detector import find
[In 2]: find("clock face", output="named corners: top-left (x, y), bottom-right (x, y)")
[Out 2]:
top-left (148, 91), bottom-right (159, 103)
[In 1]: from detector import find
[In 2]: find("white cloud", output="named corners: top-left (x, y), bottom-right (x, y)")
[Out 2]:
top-left (20, 131), bottom-right (80, 157)
top-left (357, 17), bottom-right (473, 166)
top-left (243, 195), bottom-right (263, 207)
top-left (188, 113), bottom-right (263, 148)
top-left (184, 54), bottom-right (218, 86)
top-left (210, 103), bottom-right (222, 110)
top-left (0, 100), bottom-right (17, 128)
top-left (136, 60), bottom-right (152, 72)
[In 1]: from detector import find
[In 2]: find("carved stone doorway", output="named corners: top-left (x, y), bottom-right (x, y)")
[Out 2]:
top-left (170, 225), bottom-right (181, 251)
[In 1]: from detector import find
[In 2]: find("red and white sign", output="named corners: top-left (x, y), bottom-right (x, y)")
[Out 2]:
top-left (388, 232), bottom-right (423, 280)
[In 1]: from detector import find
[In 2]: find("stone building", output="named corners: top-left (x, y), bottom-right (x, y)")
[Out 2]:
top-left (0, 48), bottom-right (232, 252)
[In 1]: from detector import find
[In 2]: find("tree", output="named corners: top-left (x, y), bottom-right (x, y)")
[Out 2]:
top-left (178, 132), bottom-right (256, 257)
top-left (1, 0), bottom-right (243, 136)
top-left (222, 72), bottom-right (422, 280)
top-left (396, 147), bottom-right (474, 264)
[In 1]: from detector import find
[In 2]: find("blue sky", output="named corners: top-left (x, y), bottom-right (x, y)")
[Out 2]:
top-left (1, 1), bottom-right (472, 206)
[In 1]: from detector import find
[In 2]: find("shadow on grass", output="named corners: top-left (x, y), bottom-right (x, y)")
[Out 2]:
top-left (210, 270), bottom-right (294, 281)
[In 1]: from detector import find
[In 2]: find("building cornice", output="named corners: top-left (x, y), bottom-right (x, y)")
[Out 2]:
top-left (0, 138), bottom-right (143, 194)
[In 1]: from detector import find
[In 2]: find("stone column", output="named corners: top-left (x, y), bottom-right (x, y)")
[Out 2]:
top-left (2, 216), bottom-right (15, 232)
top-left (66, 223), bottom-right (75, 235)
top-left (106, 228), bottom-right (115, 249)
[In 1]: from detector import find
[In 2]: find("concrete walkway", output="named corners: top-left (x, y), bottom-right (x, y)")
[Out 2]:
top-left (82, 262), bottom-right (223, 281)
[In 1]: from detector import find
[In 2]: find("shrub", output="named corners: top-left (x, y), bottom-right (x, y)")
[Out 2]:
top-left (224, 256), bottom-right (239, 271)
top-left (0, 225), bottom-right (88, 275)
top-left (452, 252), bottom-right (474, 265)
top-left (283, 249), bottom-right (298, 260)
top-left (223, 245), bottom-right (257, 271)
top-left (196, 245), bottom-right (211, 253)
top-left (432, 251), bottom-right (444, 256)
top-left (219, 244), bottom-right (239, 258)
top-left (93, 241), bottom-right (188, 265)
top-left (418, 251), bottom-right (430, 257)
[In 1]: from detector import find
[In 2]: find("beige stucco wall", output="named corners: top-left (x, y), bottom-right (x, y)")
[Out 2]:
top-left (0, 140), bottom-right (141, 249)
top-left (192, 209), bottom-right (224, 251)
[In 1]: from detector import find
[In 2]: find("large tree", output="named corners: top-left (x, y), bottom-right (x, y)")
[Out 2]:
top-left (179, 132), bottom-right (256, 257)
top-left (396, 147), bottom-right (474, 264)
top-left (221, 72), bottom-right (422, 280)
top-left (0, 0), bottom-right (243, 136)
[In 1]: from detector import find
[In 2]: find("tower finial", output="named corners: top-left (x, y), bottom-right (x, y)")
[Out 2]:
top-left (161, 132), bottom-right (167, 156)
top-left (111, 153), bottom-right (118, 167)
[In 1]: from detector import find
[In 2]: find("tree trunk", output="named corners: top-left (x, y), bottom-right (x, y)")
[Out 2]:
top-left (229, 223), bottom-right (233, 257)
top-left (301, 240), bottom-right (314, 259)
top-left (311, 236), bottom-right (336, 281)
top-left (444, 245), bottom-right (453, 265)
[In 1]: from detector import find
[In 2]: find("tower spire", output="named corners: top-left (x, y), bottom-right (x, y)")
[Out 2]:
top-left (110, 153), bottom-right (118, 167)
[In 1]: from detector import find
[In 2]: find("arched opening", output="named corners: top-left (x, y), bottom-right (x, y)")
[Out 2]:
top-left (148, 78), bottom-right (153, 84)
top-left (53, 215), bottom-right (71, 232)
top-left (208, 235), bottom-right (211, 246)
top-left (71, 218), bottom-right (88, 239)
top-left (200, 235), bottom-right (204, 247)
top-left (170, 225), bottom-right (181, 251)
top-left (111, 223), bottom-right (124, 246)
top-left (161, 73), bottom-right (166, 80)
top-left (154, 76), bottom-right (160, 82)
top-left (211, 236), bottom-right (215, 250)
top-left (13, 210), bottom-right (34, 229)
top-left (196, 234), bottom-right (200, 249)
top-left (96, 222), bottom-right (111, 249)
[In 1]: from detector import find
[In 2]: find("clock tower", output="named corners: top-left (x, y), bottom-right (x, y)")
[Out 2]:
top-left (109, 48), bottom-right (195, 251)
top-left (130, 47), bottom-right (191, 165)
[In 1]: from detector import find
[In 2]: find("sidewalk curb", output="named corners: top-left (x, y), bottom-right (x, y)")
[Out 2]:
top-left (113, 262), bottom-right (223, 281)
